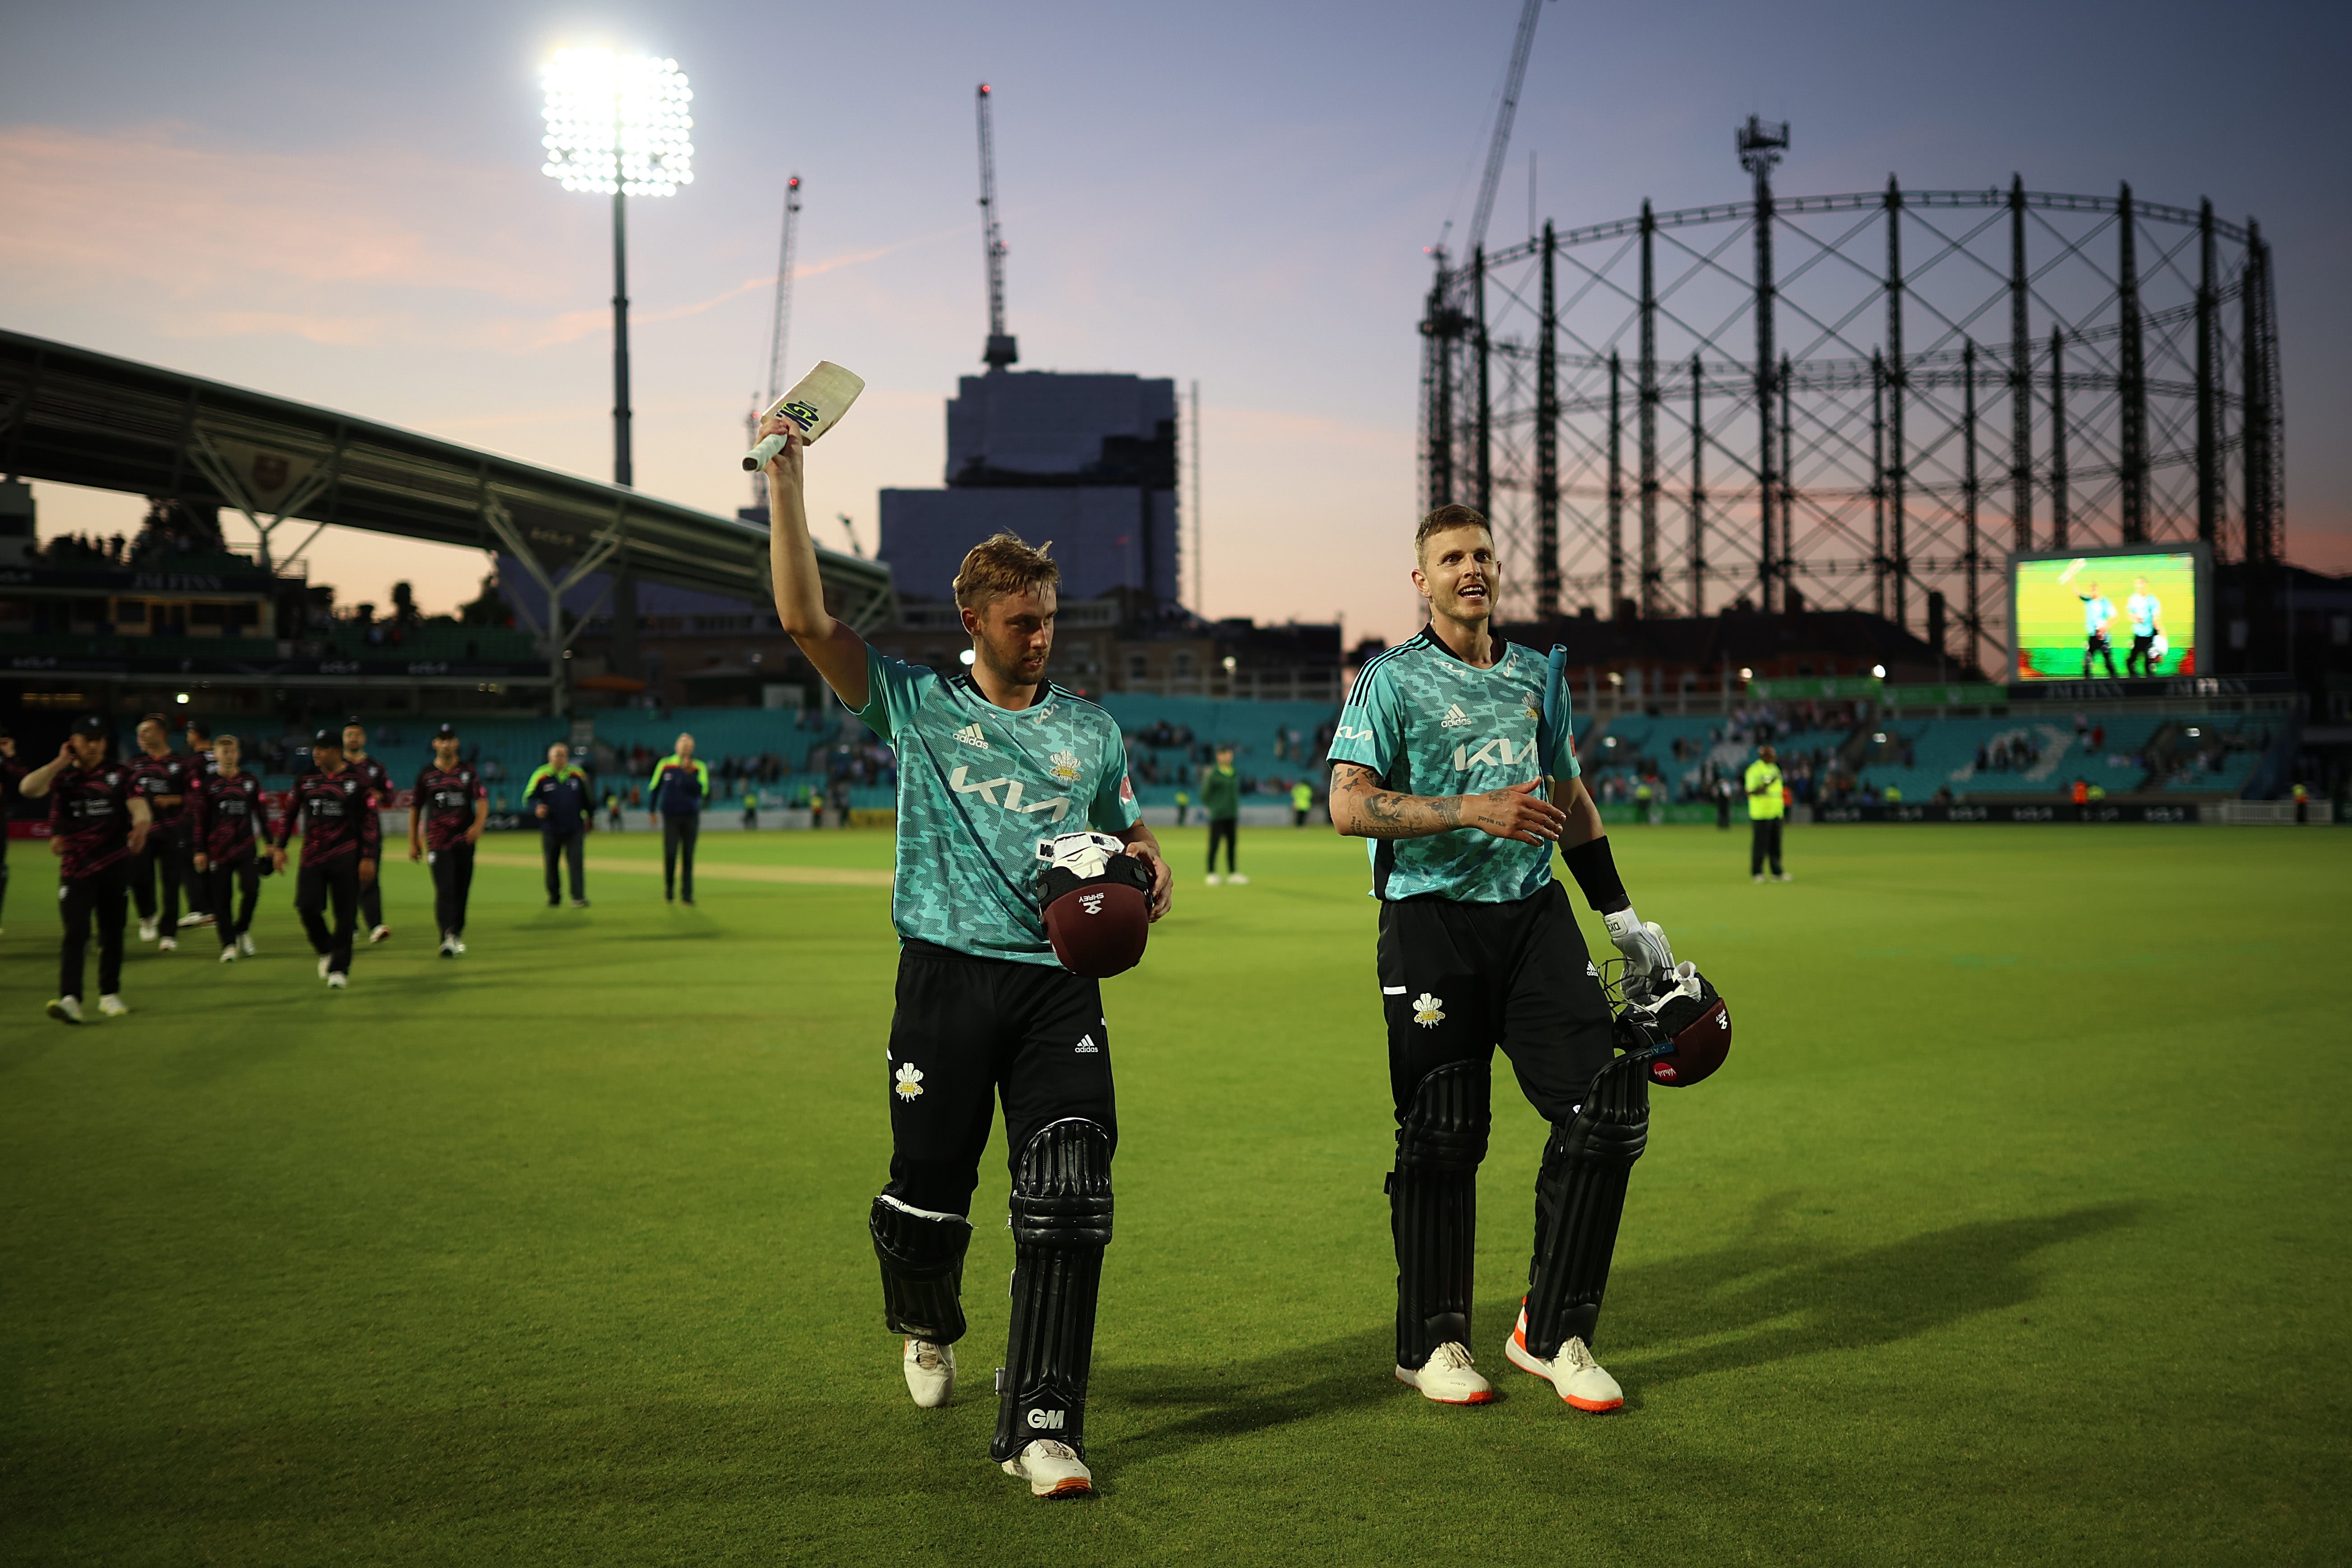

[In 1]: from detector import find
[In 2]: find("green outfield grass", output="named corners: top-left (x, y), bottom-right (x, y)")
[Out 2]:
top-left (4, 822), bottom-right (2347, 1565)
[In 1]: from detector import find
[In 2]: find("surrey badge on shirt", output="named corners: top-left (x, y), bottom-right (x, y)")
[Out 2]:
top-left (1326, 630), bottom-right (1580, 903)
top-left (855, 646), bottom-right (1139, 964)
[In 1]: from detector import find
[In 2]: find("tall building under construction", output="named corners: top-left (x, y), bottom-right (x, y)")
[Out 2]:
top-left (878, 369), bottom-right (1178, 604)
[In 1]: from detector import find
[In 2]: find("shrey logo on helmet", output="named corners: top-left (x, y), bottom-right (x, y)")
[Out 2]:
top-left (1615, 962), bottom-right (1732, 1088)
top-left (1036, 831), bottom-right (1151, 978)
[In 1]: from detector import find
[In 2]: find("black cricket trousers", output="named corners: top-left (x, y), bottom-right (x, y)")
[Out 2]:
top-left (59, 861), bottom-right (130, 1000)
top-left (205, 857), bottom-right (261, 944)
top-left (662, 815), bottom-right (699, 900)
top-left (1750, 818), bottom-right (1784, 876)
top-left (430, 842), bottom-right (476, 936)
top-left (131, 832), bottom-right (184, 937)
top-left (296, 860), bottom-right (362, 974)
top-left (1206, 817), bottom-right (1238, 874)
top-left (543, 826), bottom-right (586, 903)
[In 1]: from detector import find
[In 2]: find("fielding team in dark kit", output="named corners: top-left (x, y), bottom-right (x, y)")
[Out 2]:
top-left (756, 406), bottom-right (1174, 1500)
top-left (188, 732), bottom-right (268, 960)
top-left (30, 714), bottom-right (155, 1023)
top-left (1328, 503), bottom-right (1733, 1412)
top-left (273, 728), bottom-right (382, 988)
top-left (411, 723), bottom-right (489, 955)
top-left (340, 719), bottom-right (397, 944)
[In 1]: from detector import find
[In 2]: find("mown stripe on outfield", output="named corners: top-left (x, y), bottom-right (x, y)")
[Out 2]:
top-left (473, 852), bottom-right (891, 887)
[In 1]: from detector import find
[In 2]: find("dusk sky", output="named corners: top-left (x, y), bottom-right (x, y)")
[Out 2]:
top-left (5, 0), bottom-right (2345, 645)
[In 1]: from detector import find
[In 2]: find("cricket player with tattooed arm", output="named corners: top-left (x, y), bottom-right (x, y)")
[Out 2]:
top-left (756, 405), bottom-right (1173, 1500)
top-left (1328, 503), bottom-right (1723, 1414)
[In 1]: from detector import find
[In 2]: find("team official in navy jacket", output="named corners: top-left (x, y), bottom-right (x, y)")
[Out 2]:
top-left (526, 742), bottom-right (595, 908)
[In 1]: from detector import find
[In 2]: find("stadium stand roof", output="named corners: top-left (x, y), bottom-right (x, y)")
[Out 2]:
top-left (0, 329), bottom-right (893, 629)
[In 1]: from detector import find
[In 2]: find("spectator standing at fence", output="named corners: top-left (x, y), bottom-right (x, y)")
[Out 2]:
top-left (527, 742), bottom-right (594, 909)
top-left (1203, 745), bottom-right (1245, 884)
top-left (1746, 744), bottom-right (1788, 882)
top-left (743, 788), bottom-right (760, 831)
top-left (1174, 787), bottom-right (1190, 827)
top-left (650, 736), bottom-right (709, 903)
top-left (1291, 779), bottom-right (1313, 827)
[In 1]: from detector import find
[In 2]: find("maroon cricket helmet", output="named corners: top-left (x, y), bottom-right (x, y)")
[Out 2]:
top-left (1616, 963), bottom-right (1732, 1088)
top-left (1037, 832), bottom-right (1152, 979)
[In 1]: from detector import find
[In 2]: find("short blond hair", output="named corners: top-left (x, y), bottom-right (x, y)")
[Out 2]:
top-left (952, 532), bottom-right (1060, 613)
top-left (1415, 503), bottom-right (1491, 558)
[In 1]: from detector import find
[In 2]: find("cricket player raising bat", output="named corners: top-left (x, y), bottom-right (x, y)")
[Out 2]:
top-left (755, 405), bottom-right (1173, 1501)
top-left (1326, 503), bottom-right (1697, 1412)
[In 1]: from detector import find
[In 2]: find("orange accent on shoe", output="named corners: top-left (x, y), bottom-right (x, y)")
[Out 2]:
top-left (1044, 1477), bottom-right (1094, 1498)
top-left (1391, 1369), bottom-right (1498, 1405)
top-left (1565, 1393), bottom-right (1624, 1412)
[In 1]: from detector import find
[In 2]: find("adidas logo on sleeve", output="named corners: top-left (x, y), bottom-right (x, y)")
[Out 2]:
top-left (953, 723), bottom-right (990, 750)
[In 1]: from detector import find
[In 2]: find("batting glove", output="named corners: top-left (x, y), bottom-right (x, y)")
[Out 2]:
top-left (1603, 908), bottom-right (1676, 1001)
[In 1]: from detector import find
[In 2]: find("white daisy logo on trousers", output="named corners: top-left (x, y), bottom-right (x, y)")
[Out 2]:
top-left (893, 1063), bottom-right (925, 1099)
top-left (1413, 992), bottom-right (1446, 1028)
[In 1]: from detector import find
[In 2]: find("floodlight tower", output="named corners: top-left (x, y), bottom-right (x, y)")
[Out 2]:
top-left (540, 48), bottom-right (696, 488)
top-left (1737, 115), bottom-right (1789, 609)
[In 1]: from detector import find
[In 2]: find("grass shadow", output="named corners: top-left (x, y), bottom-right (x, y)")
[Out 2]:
top-left (1599, 1194), bottom-right (2144, 1389)
top-left (1098, 1199), bottom-right (2140, 1466)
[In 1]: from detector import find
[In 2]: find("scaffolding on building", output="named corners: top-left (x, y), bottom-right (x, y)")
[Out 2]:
top-left (1418, 140), bottom-right (2284, 675)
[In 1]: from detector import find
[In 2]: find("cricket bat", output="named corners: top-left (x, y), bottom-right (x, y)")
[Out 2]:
top-left (742, 361), bottom-right (866, 471)
top-left (2056, 557), bottom-right (2088, 586)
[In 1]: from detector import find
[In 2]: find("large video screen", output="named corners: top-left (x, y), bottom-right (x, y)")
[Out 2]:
top-left (2009, 545), bottom-right (2206, 681)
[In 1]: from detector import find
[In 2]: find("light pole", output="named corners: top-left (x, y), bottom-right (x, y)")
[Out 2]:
top-left (540, 48), bottom-right (695, 488)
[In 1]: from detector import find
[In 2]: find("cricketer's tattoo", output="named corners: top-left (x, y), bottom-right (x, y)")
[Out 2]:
top-left (1331, 763), bottom-right (1466, 839)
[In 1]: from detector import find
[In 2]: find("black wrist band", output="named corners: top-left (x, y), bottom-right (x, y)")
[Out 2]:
top-left (1562, 835), bottom-right (1631, 915)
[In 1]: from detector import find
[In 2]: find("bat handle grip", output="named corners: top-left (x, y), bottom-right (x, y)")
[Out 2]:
top-left (742, 432), bottom-right (789, 473)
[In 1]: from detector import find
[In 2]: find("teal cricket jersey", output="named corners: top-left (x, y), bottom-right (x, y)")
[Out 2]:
top-left (855, 647), bottom-right (1141, 964)
top-left (1326, 629), bottom-right (1580, 902)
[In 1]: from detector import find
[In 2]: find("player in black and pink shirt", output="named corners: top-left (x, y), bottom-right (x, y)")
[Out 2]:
top-left (127, 712), bottom-right (198, 950)
top-left (342, 718), bottom-right (396, 944)
top-left (0, 724), bottom-right (27, 936)
top-left (180, 714), bottom-right (218, 924)
top-left (20, 714), bottom-right (153, 1024)
top-left (409, 722), bottom-right (487, 956)
top-left (189, 732), bottom-right (269, 962)
top-left (272, 728), bottom-right (380, 988)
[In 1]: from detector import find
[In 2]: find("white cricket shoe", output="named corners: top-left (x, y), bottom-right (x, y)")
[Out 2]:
top-left (218, 946), bottom-right (238, 964)
top-left (1000, 1439), bottom-right (1093, 1499)
top-left (47, 996), bottom-right (83, 1025)
top-left (98, 994), bottom-right (128, 1018)
top-left (157, 935), bottom-right (177, 951)
top-left (1752, 874), bottom-right (1765, 883)
top-left (183, 912), bottom-right (215, 928)
top-left (902, 1338), bottom-right (955, 1408)
top-left (370, 925), bottom-right (391, 943)
top-left (239, 933), bottom-right (257, 956)
top-left (1394, 1341), bottom-right (1495, 1405)
top-left (1228, 872), bottom-right (1250, 885)
top-left (317, 956), bottom-right (332, 979)
top-left (139, 917), bottom-right (159, 942)
top-left (1506, 1307), bottom-right (1624, 1411)
top-left (1205, 873), bottom-right (1222, 885)
top-left (439, 935), bottom-right (457, 957)
top-left (327, 971), bottom-right (348, 989)
top-left (1773, 872), bottom-right (1793, 882)
top-left (452, 940), bottom-right (467, 955)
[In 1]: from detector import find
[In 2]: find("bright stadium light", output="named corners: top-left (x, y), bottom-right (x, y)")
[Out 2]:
top-left (538, 48), bottom-right (695, 490)
top-left (540, 49), bottom-right (695, 197)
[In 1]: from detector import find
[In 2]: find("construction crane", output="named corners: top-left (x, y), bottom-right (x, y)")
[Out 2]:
top-left (748, 174), bottom-right (804, 507)
top-left (1464, 0), bottom-right (1549, 258)
top-left (975, 83), bottom-right (1017, 371)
